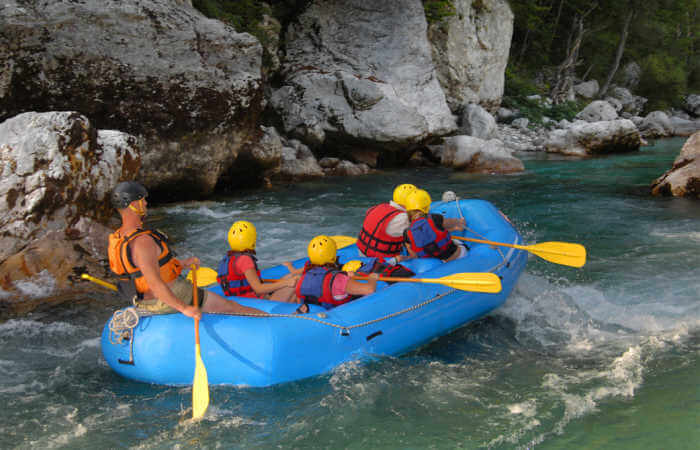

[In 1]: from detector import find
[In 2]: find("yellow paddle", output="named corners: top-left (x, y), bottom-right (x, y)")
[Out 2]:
top-left (191, 266), bottom-right (209, 420)
top-left (81, 274), bottom-right (118, 291)
top-left (187, 267), bottom-right (218, 286)
top-left (81, 271), bottom-right (214, 289)
top-left (453, 236), bottom-right (586, 268)
top-left (351, 272), bottom-right (502, 293)
top-left (330, 235), bottom-right (358, 249)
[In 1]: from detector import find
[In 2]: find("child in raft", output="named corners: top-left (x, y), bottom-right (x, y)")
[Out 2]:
top-left (402, 189), bottom-right (468, 263)
top-left (294, 235), bottom-right (379, 314)
top-left (216, 221), bottom-right (301, 302)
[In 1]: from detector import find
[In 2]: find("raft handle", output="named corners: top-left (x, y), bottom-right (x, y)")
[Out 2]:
top-left (118, 358), bottom-right (135, 366)
top-left (366, 331), bottom-right (383, 341)
top-left (340, 328), bottom-right (350, 337)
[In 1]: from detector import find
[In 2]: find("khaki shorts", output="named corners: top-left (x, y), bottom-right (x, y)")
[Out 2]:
top-left (135, 278), bottom-right (209, 314)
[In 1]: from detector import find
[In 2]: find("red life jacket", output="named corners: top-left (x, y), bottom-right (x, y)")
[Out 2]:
top-left (108, 228), bottom-right (183, 295)
top-left (357, 203), bottom-right (405, 257)
top-left (216, 251), bottom-right (260, 297)
top-left (295, 263), bottom-right (351, 307)
top-left (404, 215), bottom-right (456, 260)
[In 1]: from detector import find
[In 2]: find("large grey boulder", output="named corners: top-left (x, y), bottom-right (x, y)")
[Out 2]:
top-left (651, 131), bottom-right (700, 198)
top-left (270, 0), bottom-right (456, 151)
top-left (427, 0), bottom-right (513, 111)
top-left (576, 100), bottom-right (619, 122)
top-left (0, 111), bottom-right (139, 307)
top-left (459, 104), bottom-right (497, 139)
top-left (669, 116), bottom-right (700, 136)
top-left (638, 111), bottom-right (673, 138)
top-left (435, 135), bottom-right (524, 173)
top-left (608, 87), bottom-right (647, 116)
top-left (685, 94), bottom-right (700, 117)
top-left (1, 0), bottom-right (263, 197)
top-left (278, 139), bottom-right (324, 179)
top-left (573, 80), bottom-right (599, 99)
top-left (544, 119), bottom-right (641, 156)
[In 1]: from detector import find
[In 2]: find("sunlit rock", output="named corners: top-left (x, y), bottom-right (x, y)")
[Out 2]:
top-left (0, 111), bottom-right (139, 308)
top-left (434, 135), bottom-right (524, 174)
top-left (1, 0), bottom-right (263, 198)
top-left (270, 0), bottom-right (456, 151)
top-left (651, 131), bottom-right (700, 198)
top-left (427, 0), bottom-right (514, 111)
top-left (545, 119), bottom-right (641, 156)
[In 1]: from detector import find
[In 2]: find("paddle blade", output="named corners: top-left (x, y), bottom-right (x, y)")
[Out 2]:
top-left (330, 235), bottom-right (357, 249)
top-left (438, 272), bottom-right (502, 293)
top-left (187, 267), bottom-right (218, 287)
top-left (81, 273), bottom-right (117, 292)
top-left (528, 242), bottom-right (586, 268)
top-left (192, 342), bottom-right (209, 420)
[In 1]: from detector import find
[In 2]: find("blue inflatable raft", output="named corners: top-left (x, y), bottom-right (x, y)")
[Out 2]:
top-left (101, 199), bottom-right (528, 387)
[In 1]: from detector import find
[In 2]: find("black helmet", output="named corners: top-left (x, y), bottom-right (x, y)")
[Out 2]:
top-left (111, 181), bottom-right (147, 209)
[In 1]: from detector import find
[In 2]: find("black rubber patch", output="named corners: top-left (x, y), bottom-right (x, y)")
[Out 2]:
top-left (366, 331), bottom-right (383, 341)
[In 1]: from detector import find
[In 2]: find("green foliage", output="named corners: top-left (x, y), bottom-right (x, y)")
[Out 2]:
top-left (507, 0), bottom-right (700, 108)
top-left (422, 0), bottom-right (456, 24)
top-left (504, 66), bottom-right (542, 98)
top-left (502, 95), bottom-right (583, 128)
top-left (192, 0), bottom-right (269, 37)
top-left (637, 54), bottom-right (688, 111)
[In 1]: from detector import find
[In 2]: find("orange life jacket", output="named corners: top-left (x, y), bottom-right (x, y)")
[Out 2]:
top-left (108, 228), bottom-right (183, 294)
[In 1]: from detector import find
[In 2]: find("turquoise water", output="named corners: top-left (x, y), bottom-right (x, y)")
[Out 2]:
top-left (1, 138), bottom-right (698, 448)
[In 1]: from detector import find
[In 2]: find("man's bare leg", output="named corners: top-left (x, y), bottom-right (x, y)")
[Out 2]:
top-left (202, 292), bottom-right (267, 315)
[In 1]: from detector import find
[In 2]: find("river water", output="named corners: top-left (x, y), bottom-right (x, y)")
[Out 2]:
top-left (1, 138), bottom-right (698, 448)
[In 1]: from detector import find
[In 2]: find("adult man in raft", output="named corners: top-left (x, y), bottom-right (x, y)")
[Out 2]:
top-left (356, 184), bottom-right (416, 262)
top-left (107, 181), bottom-right (266, 319)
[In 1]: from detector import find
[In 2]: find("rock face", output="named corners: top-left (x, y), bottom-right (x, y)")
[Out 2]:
top-left (651, 131), bottom-right (700, 198)
top-left (427, 0), bottom-right (514, 111)
top-left (544, 119), bottom-right (641, 156)
top-left (0, 112), bottom-right (139, 308)
top-left (0, 0), bottom-right (263, 198)
top-left (270, 0), bottom-right (457, 152)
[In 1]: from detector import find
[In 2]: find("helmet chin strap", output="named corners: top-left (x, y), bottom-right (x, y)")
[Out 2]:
top-left (129, 199), bottom-right (147, 216)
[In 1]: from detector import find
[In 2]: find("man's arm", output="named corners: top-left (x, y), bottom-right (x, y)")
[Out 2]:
top-left (385, 212), bottom-right (410, 237)
top-left (131, 235), bottom-right (201, 319)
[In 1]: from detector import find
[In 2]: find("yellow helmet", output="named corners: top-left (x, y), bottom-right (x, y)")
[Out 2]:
top-left (227, 221), bottom-right (257, 251)
top-left (405, 189), bottom-right (431, 213)
top-left (308, 235), bottom-right (337, 265)
top-left (392, 183), bottom-right (417, 207)
top-left (341, 260), bottom-right (363, 272)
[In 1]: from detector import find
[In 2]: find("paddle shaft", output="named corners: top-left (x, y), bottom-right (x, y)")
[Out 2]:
top-left (453, 236), bottom-right (586, 267)
top-left (191, 264), bottom-right (210, 420)
top-left (454, 236), bottom-right (523, 250)
top-left (193, 267), bottom-right (200, 343)
top-left (81, 274), bottom-right (117, 291)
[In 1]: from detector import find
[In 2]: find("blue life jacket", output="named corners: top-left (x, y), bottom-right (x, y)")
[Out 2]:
top-left (405, 216), bottom-right (455, 260)
top-left (216, 251), bottom-right (259, 297)
top-left (296, 265), bottom-right (350, 307)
